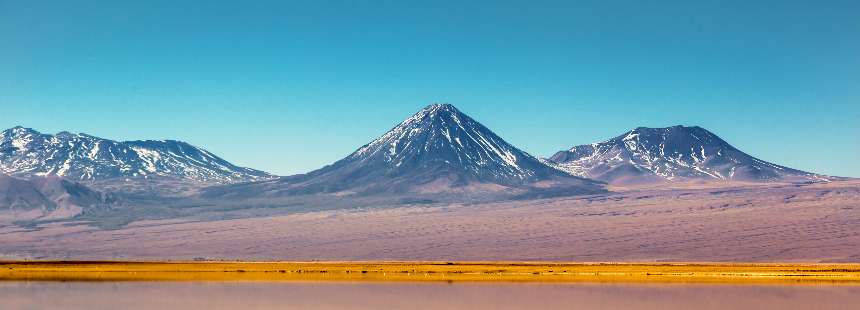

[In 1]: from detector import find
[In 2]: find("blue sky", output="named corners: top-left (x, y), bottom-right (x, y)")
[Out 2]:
top-left (1, 0), bottom-right (858, 177)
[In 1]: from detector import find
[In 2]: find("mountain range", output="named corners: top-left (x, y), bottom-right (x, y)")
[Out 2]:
top-left (0, 126), bottom-right (274, 187)
top-left (0, 104), bottom-right (835, 208)
top-left (0, 104), bottom-right (854, 264)
top-left (203, 104), bottom-right (605, 201)
top-left (546, 126), bottom-right (824, 184)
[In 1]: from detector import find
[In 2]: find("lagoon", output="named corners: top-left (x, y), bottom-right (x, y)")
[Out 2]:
top-left (1, 281), bottom-right (858, 310)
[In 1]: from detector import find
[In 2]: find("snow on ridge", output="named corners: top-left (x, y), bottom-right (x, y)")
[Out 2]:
top-left (343, 104), bottom-right (550, 181)
top-left (0, 126), bottom-right (274, 183)
top-left (547, 125), bottom-right (819, 182)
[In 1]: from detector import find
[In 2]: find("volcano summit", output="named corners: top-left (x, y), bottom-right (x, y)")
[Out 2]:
top-left (205, 104), bottom-right (604, 200)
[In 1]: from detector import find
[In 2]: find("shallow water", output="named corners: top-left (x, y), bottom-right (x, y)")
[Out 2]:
top-left (1, 281), bottom-right (858, 310)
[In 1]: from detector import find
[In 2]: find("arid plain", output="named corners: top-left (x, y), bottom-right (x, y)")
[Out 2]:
top-left (2, 180), bottom-right (857, 262)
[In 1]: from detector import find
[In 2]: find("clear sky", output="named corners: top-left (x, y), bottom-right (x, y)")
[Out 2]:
top-left (1, 0), bottom-right (858, 177)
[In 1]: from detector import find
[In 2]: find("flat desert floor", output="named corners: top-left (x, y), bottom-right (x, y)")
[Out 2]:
top-left (1, 181), bottom-right (858, 262)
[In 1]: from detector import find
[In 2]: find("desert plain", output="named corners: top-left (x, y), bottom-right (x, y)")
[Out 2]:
top-left (1, 180), bottom-right (857, 263)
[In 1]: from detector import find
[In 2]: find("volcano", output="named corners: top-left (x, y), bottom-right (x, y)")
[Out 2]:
top-left (547, 125), bottom-right (825, 184)
top-left (205, 104), bottom-right (604, 200)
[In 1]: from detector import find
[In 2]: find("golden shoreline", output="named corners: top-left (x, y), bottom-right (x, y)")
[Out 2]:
top-left (2, 261), bottom-right (860, 284)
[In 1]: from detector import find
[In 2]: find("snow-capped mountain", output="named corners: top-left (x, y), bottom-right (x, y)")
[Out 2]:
top-left (205, 104), bottom-right (603, 199)
top-left (547, 125), bottom-right (824, 184)
top-left (341, 103), bottom-right (567, 185)
top-left (0, 126), bottom-right (274, 184)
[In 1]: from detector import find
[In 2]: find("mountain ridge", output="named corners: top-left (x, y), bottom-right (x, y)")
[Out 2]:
top-left (547, 125), bottom-right (826, 184)
top-left (0, 173), bottom-right (106, 220)
top-left (0, 126), bottom-right (274, 184)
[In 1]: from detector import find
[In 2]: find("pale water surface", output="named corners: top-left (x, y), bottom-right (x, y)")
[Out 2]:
top-left (1, 282), bottom-right (858, 310)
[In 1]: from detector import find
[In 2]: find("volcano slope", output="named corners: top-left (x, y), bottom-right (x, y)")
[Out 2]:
top-left (547, 125), bottom-right (827, 185)
top-left (203, 104), bottom-right (604, 204)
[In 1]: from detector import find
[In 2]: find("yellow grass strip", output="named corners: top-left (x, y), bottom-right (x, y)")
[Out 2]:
top-left (2, 261), bottom-right (860, 284)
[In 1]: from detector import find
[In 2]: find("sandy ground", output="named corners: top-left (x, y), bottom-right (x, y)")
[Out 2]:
top-left (1, 181), bottom-right (858, 262)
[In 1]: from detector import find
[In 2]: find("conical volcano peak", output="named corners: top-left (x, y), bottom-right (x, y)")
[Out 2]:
top-left (395, 103), bottom-right (462, 128)
top-left (350, 103), bottom-right (537, 179)
top-left (423, 102), bottom-right (456, 112)
top-left (241, 103), bottom-right (604, 198)
top-left (352, 103), bottom-right (479, 161)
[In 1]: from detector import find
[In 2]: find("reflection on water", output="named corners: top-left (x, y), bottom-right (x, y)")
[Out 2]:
top-left (1, 281), bottom-right (858, 310)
